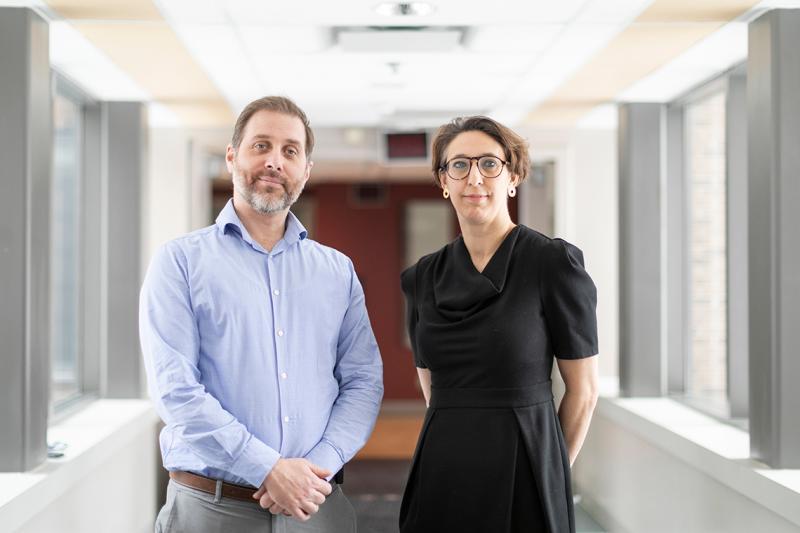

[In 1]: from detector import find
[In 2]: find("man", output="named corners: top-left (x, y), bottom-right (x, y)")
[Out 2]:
top-left (140, 96), bottom-right (383, 532)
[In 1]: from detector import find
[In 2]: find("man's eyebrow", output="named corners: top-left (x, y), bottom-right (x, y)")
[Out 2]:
top-left (249, 134), bottom-right (303, 146)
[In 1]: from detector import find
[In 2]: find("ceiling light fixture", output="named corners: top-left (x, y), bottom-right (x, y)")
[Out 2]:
top-left (375, 2), bottom-right (434, 17)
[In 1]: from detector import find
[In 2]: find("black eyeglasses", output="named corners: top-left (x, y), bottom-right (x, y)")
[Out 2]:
top-left (439, 156), bottom-right (508, 180)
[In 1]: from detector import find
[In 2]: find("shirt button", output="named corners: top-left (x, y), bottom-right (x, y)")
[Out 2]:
top-left (277, 329), bottom-right (284, 337)
top-left (281, 372), bottom-right (288, 379)
top-left (273, 289), bottom-right (280, 296)
top-left (283, 416), bottom-right (290, 423)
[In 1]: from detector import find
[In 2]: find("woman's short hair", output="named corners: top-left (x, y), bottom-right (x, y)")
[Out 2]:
top-left (430, 116), bottom-right (530, 186)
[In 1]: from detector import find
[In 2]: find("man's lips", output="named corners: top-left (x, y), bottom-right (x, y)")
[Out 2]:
top-left (255, 175), bottom-right (284, 186)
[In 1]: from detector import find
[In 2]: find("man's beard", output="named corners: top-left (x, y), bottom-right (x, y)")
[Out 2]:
top-left (232, 163), bottom-right (304, 214)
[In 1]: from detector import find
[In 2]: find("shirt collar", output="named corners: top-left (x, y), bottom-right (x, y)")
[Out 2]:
top-left (215, 198), bottom-right (308, 250)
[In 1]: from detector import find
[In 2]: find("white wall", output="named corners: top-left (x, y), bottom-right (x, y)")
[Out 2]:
top-left (574, 399), bottom-right (800, 533)
top-left (2, 402), bottom-right (160, 533)
top-left (145, 127), bottom-right (229, 264)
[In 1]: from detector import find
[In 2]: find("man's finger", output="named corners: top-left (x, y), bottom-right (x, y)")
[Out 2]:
top-left (253, 486), bottom-right (266, 499)
top-left (292, 507), bottom-right (311, 522)
top-left (259, 494), bottom-right (275, 509)
top-left (308, 464), bottom-right (332, 480)
top-left (308, 490), bottom-right (326, 505)
top-left (299, 500), bottom-right (319, 516)
top-left (312, 477), bottom-right (333, 496)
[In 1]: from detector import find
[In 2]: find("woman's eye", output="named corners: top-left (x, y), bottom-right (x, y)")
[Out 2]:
top-left (452, 161), bottom-right (467, 169)
top-left (482, 159), bottom-right (497, 168)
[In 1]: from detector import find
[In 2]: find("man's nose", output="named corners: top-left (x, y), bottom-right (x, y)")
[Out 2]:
top-left (263, 153), bottom-right (283, 171)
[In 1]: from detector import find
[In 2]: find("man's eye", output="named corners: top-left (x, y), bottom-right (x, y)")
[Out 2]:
top-left (254, 143), bottom-right (267, 150)
top-left (286, 148), bottom-right (298, 157)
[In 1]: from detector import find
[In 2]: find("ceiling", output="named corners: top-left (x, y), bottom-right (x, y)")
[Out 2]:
top-left (3, 0), bottom-right (798, 128)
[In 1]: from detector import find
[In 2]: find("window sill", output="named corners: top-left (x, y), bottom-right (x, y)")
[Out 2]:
top-left (0, 399), bottom-right (158, 531)
top-left (596, 382), bottom-right (800, 526)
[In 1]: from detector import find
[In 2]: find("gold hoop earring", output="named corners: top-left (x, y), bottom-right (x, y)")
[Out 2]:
top-left (443, 188), bottom-right (450, 199)
top-left (508, 186), bottom-right (517, 198)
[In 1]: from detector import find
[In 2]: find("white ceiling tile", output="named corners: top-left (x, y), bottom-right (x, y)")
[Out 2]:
top-left (170, 23), bottom-right (262, 110)
top-left (464, 24), bottom-right (564, 53)
top-left (153, 0), bottom-right (230, 25)
top-left (238, 25), bottom-right (333, 54)
top-left (223, 0), bottom-right (586, 26)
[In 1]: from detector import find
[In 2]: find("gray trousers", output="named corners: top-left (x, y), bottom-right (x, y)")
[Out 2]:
top-left (155, 479), bottom-right (357, 533)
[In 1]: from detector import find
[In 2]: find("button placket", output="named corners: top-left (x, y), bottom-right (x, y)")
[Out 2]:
top-left (269, 253), bottom-right (292, 433)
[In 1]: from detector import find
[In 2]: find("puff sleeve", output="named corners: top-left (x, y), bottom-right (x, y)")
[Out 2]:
top-left (541, 239), bottom-right (599, 359)
top-left (401, 264), bottom-right (427, 368)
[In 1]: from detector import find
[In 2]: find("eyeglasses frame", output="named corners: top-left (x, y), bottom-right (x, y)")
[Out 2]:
top-left (439, 155), bottom-right (509, 180)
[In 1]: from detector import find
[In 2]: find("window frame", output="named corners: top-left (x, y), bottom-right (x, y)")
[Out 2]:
top-left (49, 70), bottom-right (102, 421)
top-left (665, 64), bottom-right (749, 426)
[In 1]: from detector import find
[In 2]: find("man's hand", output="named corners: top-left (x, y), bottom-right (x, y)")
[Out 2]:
top-left (251, 490), bottom-right (291, 516)
top-left (253, 458), bottom-right (332, 521)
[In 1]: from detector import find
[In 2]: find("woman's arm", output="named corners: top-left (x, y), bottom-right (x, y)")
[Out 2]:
top-left (417, 368), bottom-right (432, 407)
top-left (556, 355), bottom-right (599, 466)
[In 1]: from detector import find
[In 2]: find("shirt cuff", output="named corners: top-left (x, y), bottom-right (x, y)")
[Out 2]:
top-left (304, 440), bottom-right (345, 481)
top-left (228, 436), bottom-right (281, 488)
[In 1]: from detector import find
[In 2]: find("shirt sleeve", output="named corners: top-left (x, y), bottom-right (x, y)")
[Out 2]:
top-left (400, 264), bottom-right (426, 368)
top-left (304, 261), bottom-right (384, 476)
top-left (541, 239), bottom-right (599, 359)
top-left (139, 242), bottom-right (280, 488)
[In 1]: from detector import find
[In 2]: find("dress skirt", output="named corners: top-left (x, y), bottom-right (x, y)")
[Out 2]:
top-left (399, 381), bottom-right (576, 533)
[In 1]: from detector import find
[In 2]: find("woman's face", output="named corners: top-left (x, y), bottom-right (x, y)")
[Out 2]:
top-left (439, 130), bottom-right (517, 227)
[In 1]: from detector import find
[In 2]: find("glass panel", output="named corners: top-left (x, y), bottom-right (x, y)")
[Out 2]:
top-left (50, 89), bottom-right (82, 406)
top-left (685, 91), bottom-right (728, 415)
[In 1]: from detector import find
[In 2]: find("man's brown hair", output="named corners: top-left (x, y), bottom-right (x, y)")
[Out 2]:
top-left (231, 96), bottom-right (315, 157)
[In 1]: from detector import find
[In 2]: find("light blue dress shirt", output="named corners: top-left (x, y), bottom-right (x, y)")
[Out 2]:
top-left (140, 199), bottom-right (384, 488)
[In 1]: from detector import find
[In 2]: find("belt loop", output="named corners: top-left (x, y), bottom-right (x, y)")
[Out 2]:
top-left (214, 479), bottom-right (223, 503)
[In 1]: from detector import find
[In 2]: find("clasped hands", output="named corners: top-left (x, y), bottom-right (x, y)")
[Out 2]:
top-left (252, 458), bottom-right (333, 521)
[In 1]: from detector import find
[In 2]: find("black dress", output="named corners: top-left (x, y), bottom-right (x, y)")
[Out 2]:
top-left (399, 225), bottom-right (598, 533)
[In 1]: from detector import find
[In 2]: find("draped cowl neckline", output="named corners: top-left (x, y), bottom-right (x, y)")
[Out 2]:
top-left (431, 225), bottom-right (521, 320)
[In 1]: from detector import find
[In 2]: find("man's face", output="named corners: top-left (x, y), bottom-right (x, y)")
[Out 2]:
top-left (226, 110), bottom-right (312, 215)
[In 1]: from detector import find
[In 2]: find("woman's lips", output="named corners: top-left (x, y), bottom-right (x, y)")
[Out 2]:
top-left (463, 194), bottom-right (488, 202)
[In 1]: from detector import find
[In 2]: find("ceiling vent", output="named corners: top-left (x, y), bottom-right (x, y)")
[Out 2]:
top-left (335, 26), bottom-right (464, 53)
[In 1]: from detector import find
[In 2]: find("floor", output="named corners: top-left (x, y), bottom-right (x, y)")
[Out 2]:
top-left (345, 459), bottom-right (606, 533)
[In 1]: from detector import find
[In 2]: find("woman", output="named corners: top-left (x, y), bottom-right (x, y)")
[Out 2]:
top-left (399, 116), bottom-right (599, 533)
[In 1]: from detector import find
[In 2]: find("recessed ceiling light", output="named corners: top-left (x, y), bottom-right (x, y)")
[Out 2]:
top-left (374, 2), bottom-right (434, 17)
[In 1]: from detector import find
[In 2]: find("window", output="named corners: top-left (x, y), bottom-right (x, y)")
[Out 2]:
top-left (49, 73), bottom-right (101, 413)
top-left (50, 79), bottom-right (84, 407)
top-left (677, 81), bottom-right (735, 420)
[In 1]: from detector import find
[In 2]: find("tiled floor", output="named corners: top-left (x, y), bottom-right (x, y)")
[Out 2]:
top-left (345, 459), bottom-right (605, 532)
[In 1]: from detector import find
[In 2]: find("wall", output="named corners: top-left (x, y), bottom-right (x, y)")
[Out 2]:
top-left (573, 398), bottom-right (800, 532)
top-left (1, 402), bottom-right (160, 533)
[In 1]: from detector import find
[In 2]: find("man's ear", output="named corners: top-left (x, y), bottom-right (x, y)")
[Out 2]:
top-left (225, 144), bottom-right (235, 174)
top-left (304, 160), bottom-right (314, 181)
